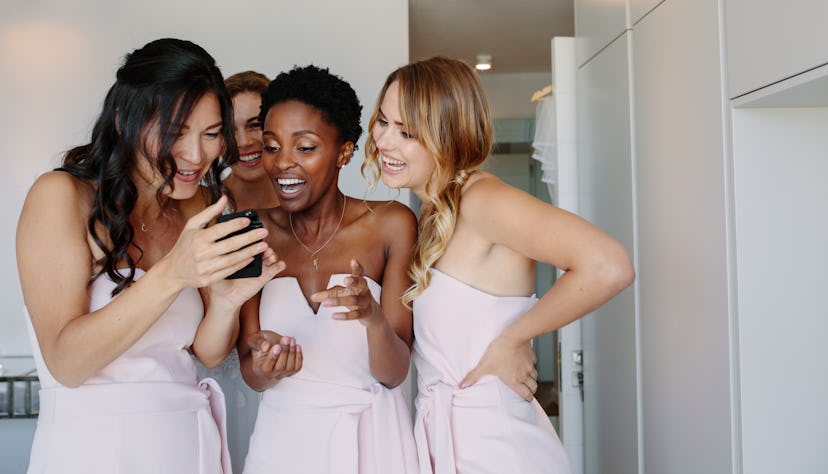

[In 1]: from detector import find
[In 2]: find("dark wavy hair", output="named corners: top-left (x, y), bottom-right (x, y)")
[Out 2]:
top-left (259, 65), bottom-right (362, 147)
top-left (58, 38), bottom-right (237, 295)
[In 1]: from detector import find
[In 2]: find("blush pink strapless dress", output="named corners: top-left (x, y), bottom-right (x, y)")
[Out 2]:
top-left (413, 268), bottom-right (572, 474)
top-left (26, 269), bottom-right (230, 474)
top-left (243, 274), bottom-right (418, 474)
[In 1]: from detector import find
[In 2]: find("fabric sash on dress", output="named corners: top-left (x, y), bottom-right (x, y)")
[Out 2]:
top-left (38, 378), bottom-right (231, 474)
top-left (259, 377), bottom-right (409, 474)
top-left (413, 380), bottom-right (504, 474)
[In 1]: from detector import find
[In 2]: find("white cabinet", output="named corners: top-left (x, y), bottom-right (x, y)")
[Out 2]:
top-left (576, 32), bottom-right (639, 474)
top-left (632, 0), bottom-right (734, 472)
top-left (576, 0), bottom-right (828, 472)
top-left (732, 97), bottom-right (828, 474)
top-left (726, 0), bottom-right (828, 98)
top-left (629, 0), bottom-right (662, 25)
top-left (573, 0), bottom-right (628, 67)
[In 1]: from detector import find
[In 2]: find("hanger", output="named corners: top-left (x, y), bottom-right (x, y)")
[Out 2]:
top-left (530, 84), bottom-right (553, 102)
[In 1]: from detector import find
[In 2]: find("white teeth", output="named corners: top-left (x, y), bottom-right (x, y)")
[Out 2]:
top-left (382, 157), bottom-right (406, 170)
top-left (178, 170), bottom-right (197, 176)
top-left (277, 178), bottom-right (305, 186)
top-left (240, 152), bottom-right (261, 163)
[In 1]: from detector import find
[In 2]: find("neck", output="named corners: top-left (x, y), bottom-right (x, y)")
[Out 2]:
top-left (289, 193), bottom-right (346, 237)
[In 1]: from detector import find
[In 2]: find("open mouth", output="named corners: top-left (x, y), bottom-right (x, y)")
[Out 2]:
top-left (382, 157), bottom-right (406, 172)
top-left (239, 151), bottom-right (262, 167)
top-left (176, 169), bottom-right (200, 183)
top-left (276, 177), bottom-right (306, 195)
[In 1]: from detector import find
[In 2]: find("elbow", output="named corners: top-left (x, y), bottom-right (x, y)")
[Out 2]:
top-left (47, 362), bottom-right (90, 388)
top-left (377, 360), bottom-right (411, 389)
top-left (602, 251), bottom-right (636, 295)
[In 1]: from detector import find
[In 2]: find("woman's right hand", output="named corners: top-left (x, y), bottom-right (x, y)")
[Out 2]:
top-left (160, 195), bottom-right (269, 289)
top-left (246, 330), bottom-right (303, 382)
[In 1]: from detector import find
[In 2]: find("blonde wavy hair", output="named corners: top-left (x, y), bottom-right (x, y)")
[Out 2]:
top-left (363, 57), bottom-right (493, 305)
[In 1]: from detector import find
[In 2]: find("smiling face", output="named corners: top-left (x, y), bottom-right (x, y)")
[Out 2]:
top-left (230, 91), bottom-right (266, 182)
top-left (371, 81), bottom-right (436, 200)
top-left (135, 92), bottom-right (224, 200)
top-left (261, 100), bottom-right (352, 212)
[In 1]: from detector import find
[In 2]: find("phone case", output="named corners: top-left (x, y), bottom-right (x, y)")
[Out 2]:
top-left (216, 210), bottom-right (263, 279)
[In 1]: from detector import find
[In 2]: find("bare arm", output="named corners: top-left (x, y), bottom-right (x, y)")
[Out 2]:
top-left (192, 249), bottom-right (285, 368)
top-left (18, 172), bottom-right (185, 387)
top-left (458, 175), bottom-right (634, 397)
top-left (237, 292), bottom-right (302, 391)
top-left (311, 203), bottom-right (416, 388)
top-left (18, 172), bottom-right (277, 387)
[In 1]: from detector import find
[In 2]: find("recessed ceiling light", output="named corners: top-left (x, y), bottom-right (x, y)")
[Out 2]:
top-left (475, 54), bottom-right (492, 71)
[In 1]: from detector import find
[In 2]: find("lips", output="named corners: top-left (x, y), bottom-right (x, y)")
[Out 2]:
top-left (276, 177), bottom-right (306, 195)
top-left (175, 169), bottom-right (200, 183)
top-left (381, 156), bottom-right (406, 173)
top-left (238, 151), bottom-right (262, 167)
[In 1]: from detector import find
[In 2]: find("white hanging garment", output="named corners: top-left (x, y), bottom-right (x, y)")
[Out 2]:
top-left (531, 96), bottom-right (558, 185)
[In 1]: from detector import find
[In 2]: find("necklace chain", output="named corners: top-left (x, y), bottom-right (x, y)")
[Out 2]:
top-left (289, 196), bottom-right (347, 271)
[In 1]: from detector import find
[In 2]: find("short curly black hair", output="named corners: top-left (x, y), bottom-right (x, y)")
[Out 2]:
top-left (259, 65), bottom-right (362, 148)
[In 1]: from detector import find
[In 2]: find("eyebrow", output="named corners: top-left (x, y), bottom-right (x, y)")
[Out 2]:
top-left (180, 121), bottom-right (223, 131)
top-left (261, 130), bottom-right (320, 138)
top-left (378, 108), bottom-right (404, 127)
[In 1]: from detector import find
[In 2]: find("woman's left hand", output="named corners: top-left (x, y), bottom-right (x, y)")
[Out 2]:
top-left (310, 259), bottom-right (382, 328)
top-left (459, 335), bottom-right (539, 401)
top-left (208, 248), bottom-right (285, 309)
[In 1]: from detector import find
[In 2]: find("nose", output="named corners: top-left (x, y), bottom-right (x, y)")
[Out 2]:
top-left (237, 128), bottom-right (252, 148)
top-left (179, 133), bottom-right (205, 166)
top-left (373, 124), bottom-right (394, 152)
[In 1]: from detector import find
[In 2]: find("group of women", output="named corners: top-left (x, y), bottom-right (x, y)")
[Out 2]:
top-left (16, 38), bottom-right (634, 473)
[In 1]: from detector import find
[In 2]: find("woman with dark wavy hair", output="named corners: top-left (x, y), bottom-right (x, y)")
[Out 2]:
top-left (364, 56), bottom-right (635, 473)
top-left (16, 38), bottom-right (284, 473)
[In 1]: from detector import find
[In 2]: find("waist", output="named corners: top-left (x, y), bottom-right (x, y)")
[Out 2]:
top-left (38, 380), bottom-right (213, 420)
top-left (261, 376), bottom-right (398, 412)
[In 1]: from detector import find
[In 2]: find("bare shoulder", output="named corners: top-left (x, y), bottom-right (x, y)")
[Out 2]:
top-left (23, 170), bottom-right (93, 216)
top-left (360, 199), bottom-right (417, 235)
top-left (459, 170), bottom-right (534, 220)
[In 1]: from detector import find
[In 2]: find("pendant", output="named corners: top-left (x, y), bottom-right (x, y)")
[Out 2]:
top-left (312, 256), bottom-right (319, 271)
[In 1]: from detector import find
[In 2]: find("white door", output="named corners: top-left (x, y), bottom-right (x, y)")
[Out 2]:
top-left (573, 33), bottom-right (640, 474)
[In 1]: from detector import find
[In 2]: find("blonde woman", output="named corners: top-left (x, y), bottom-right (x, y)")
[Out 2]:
top-left (363, 56), bottom-right (635, 474)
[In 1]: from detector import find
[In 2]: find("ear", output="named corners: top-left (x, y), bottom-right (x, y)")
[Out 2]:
top-left (114, 108), bottom-right (121, 135)
top-left (336, 142), bottom-right (355, 169)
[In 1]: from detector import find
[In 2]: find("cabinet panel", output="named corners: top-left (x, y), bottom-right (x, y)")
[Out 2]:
top-left (726, 0), bottom-right (828, 98)
top-left (576, 32), bottom-right (638, 474)
top-left (574, 0), bottom-right (627, 67)
top-left (732, 107), bottom-right (828, 474)
top-left (630, 0), bottom-right (662, 25)
top-left (633, 0), bottom-right (734, 472)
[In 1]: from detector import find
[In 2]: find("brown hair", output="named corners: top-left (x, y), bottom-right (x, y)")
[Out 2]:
top-left (224, 70), bottom-right (269, 98)
top-left (363, 57), bottom-right (493, 305)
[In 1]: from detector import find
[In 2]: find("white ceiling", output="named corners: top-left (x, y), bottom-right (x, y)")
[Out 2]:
top-left (409, 0), bottom-right (575, 74)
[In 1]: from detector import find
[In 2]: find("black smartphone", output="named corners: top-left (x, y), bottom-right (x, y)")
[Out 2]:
top-left (216, 209), bottom-right (263, 279)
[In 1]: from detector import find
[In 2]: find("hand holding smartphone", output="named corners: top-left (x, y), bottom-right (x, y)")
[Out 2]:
top-left (216, 209), bottom-right (264, 279)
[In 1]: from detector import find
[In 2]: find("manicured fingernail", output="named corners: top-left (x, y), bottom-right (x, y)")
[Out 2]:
top-left (332, 313), bottom-right (345, 320)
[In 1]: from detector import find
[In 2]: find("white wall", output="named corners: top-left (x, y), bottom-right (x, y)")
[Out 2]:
top-left (0, 0), bottom-right (409, 356)
top-left (479, 72), bottom-right (551, 119)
